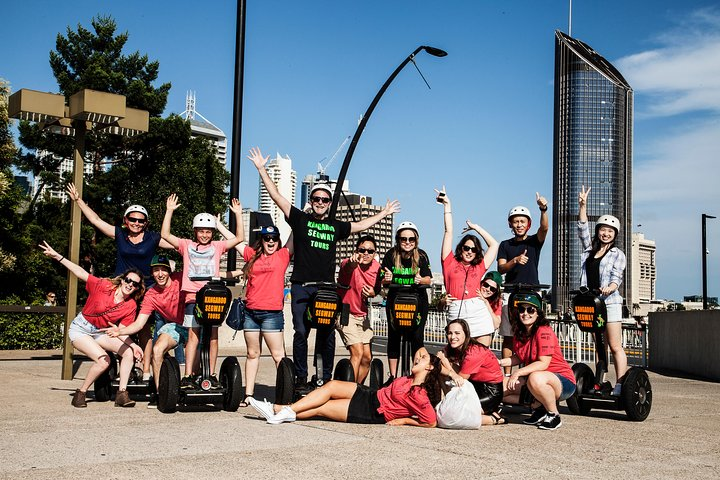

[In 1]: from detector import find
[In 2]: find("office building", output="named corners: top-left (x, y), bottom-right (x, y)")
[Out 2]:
top-left (180, 91), bottom-right (227, 166)
top-left (552, 30), bottom-right (634, 313)
top-left (631, 233), bottom-right (656, 304)
top-left (32, 151), bottom-right (94, 202)
top-left (258, 153), bottom-right (297, 243)
top-left (300, 173), bottom-right (349, 210)
top-left (334, 193), bottom-right (394, 265)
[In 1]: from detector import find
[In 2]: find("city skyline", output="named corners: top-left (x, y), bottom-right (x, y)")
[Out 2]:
top-left (2, 1), bottom-right (719, 301)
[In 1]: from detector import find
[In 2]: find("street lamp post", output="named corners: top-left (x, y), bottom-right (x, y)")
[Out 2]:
top-left (9, 88), bottom-right (149, 379)
top-left (702, 213), bottom-right (716, 310)
top-left (328, 45), bottom-right (447, 219)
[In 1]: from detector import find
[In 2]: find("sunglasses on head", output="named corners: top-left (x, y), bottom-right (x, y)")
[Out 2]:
top-left (357, 247), bottom-right (375, 254)
top-left (481, 281), bottom-right (498, 293)
top-left (123, 277), bottom-right (142, 288)
top-left (262, 235), bottom-right (279, 242)
top-left (399, 236), bottom-right (416, 243)
top-left (517, 305), bottom-right (537, 314)
top-left (311, 196), bottom-right (331, 204)
top-left (126, 216), bottom-right (147, 224)
top-left (462, 245), bottom-right (478, 253)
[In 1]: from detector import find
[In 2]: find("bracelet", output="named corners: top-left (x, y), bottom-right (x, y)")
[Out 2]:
top-left (539, 206), bottom-right (548, 212)
top-left (444, 211), bottom-right (451, 214)
top-left (57, 256), bottom-right (64, 262)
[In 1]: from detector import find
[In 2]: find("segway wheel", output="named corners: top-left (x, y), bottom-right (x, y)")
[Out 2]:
top-left (220, 356), bottom-right (243, 412)
top-left (566, 363), bottom-right (593, 415)
top-left (93, 352), bottom-right (117, 402)
top-left (157, 357), bottom-right (180, 414)
top-left (622, 367), bottom-right (652, 421)
top-left (275, 357), bottom-right (296, 405)
top-left (333, 358), bottom-right (355, 382)
top-left (369, 358), bottom-right (384, 389)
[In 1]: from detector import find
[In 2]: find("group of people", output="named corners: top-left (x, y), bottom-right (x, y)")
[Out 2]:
top-left (43, 146), bottom-right (627, 431)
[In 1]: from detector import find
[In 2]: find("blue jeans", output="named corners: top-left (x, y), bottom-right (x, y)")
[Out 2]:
top-left (154, 312), bottom-right (186, 364)
top-left (291, 283), bottom-right (335, 381)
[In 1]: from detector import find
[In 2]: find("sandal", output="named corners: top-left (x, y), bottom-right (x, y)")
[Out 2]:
top-left (490, 411), bottom-right (508, 425)
top-left (239, 394), bottom-right (253, 408)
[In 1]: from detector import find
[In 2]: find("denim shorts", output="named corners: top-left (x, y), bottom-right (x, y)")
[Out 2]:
top-left (243, 309), bottom-right (284, 332)
top-left (68, 313), bottom-right (105, 342)
top-left (555, 373), bottom-right (577, 401)
top-left (157, 322), bottom-right (188, 345)
top-left (606, 303), bottom-right (623, 323)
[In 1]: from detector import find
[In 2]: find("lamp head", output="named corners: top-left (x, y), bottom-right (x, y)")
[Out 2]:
top-left (422, 46), bottom-right (448, 57)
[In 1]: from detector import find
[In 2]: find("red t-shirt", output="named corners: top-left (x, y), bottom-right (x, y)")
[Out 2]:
top-left (376, 376), bottom-right (436, 424)
top-left (177, 239), bottom-right (228, 304)
top-left (139, 272), bottom-right (184, 324)
top-left (512, 325), bottom-right (576, 384)
top-left (81, 275), bottom-right (138, 328)
top-left (442, 254), bottom-right (487, 300)
top-left (243, 246), bottom-right (290, 311)
top-left (338, 258), bottom-right (381, 317)
top-left (458, 344), bottom-right (504, 384)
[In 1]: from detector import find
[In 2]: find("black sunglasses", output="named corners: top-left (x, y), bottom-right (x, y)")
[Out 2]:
top-left (517, 305), bottom-right (537, 314)
top-left (126, 216), bottom-right (147, 224)
top-left (357, 248), bottom-right (375, 254)
top-left (311, 196), bottom-right (331, 204)
top-left (399, 236), bottom-right (416, 243)
top-left (123, 277), bottom-right (142, 288)
top-left (262, 235), bottom-right (280, 242)
top-left (481, 281), bottom-right (498, 293)
top-left (462, 245), bottom-right (478, 253)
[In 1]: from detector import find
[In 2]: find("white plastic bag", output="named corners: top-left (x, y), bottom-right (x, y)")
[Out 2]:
top-left (435, 381), bottom-right (482, 430)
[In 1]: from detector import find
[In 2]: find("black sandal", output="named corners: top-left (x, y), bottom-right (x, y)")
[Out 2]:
top-left (239, 394), bottom-right (253, 408)
top-left (490, 411), bottom-right (508, 425)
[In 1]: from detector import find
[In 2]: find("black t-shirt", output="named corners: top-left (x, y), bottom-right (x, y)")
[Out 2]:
top-left (497, 234), bottom-right (544, 285)
top-left (287, 206), bottom-right (351, 283)
top-left (585, 250), bottom-right (606, 292)
top-left (375, 248), bottom-right (432, 309)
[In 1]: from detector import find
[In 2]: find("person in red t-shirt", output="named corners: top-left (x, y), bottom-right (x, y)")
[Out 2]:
top-left (248, 348), bottom-right (442, 427)
top-left (438, 319), bottom-right (506, 426)
top-left (39, 241), bottom-right (146, 409)
top-left (500, 292), bottom-right (576, 430)
top-left (220, 221), bottom-right (293, 407)
top-left (436, 187), bottom-right (499, 346)
top-left (336, 235), bottom-right (381, 384)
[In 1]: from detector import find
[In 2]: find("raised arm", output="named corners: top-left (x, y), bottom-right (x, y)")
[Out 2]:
top-left (463, 220), bottom-right (499, 269)
top-left (161, 194), bottom-right (181, 249)
top-left (436, 186), bottom-right (453, 260)
top-left (578, 185), bottom-right (590, 224)
top-left (223, 198), bottom-right (245, 251)
top-left (215, 214), bottom-right (246, 255)
top-left (39, 241), bottom-right (90, 283)
top-left (350, 199), bottom-right (400, 234)
top-left (536, 192), bottom-right (549, 243)
top-left (248, 147), bottom-right (292, 218)
top-left (66, 183), bottom-right (116, 239)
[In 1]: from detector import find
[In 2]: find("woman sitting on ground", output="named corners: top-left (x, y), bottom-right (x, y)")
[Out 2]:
top-left (249, 348), bottom-right (442, 427)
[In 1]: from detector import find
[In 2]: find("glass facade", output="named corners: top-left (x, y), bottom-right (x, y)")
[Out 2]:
top-left (552, 31), bottom-right (633, 314)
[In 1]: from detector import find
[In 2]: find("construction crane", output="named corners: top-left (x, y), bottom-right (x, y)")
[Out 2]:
top-left (317, 136), bottom-right (351, 178)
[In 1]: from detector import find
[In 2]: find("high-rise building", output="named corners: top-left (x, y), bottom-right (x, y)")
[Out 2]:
top-left (300, 173), bottom-right (349, 210)
top-left (180, 91), bottom-right (227, 166)
top-left (631, 232), bottom-right (656, 304)
top-left (334, 194), bottom-right (394, 265)
top-left (32, 151), bottom-right (94, 201)
top-left (552, 30), bottom-right (634, 314)
top-left (258, 153), bottom-right (296, 243)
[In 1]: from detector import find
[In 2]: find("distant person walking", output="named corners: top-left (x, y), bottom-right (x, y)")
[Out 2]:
top-left (44, 291), bottom-right (57, 306)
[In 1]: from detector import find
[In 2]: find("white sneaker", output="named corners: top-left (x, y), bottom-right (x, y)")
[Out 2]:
top-left (267, 406), bottom-right (296, 424)
top-left (611, 383), bottom-right (622, 396)
top-left (248, 397), bottom-right (275, 420)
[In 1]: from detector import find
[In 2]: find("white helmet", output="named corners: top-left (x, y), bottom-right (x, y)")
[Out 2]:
top-left (507, 206), bottom-right (531, 221)
top-left (597, 214), bottom-right (620, 232)
top-left (124, 205), bottom-right (148, 219)
top-left (310, 183), bottom-right (333, 197)
top-left (396, 221), bottom-right (418, 237)
top-left (193, 213), bottom-right (216, 229)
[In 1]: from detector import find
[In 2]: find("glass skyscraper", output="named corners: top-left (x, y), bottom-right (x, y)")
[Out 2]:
top-left (552, 30), bottom-right (633, 314)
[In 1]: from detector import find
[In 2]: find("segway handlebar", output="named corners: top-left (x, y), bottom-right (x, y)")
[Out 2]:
top-left (387, 283), bottom-right (430, 290)
top-left (301, 281), bottom-right (349, 290)
top-left (503, 283), bottom-right (550, 292)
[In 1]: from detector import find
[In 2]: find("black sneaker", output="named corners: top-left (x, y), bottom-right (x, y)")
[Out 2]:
top-left (523, 406), bottom-right (548, 425)
top-left (179, 376), bottom-right (197, 390)
top-left (209, 374), bottom-right (222, 390)
top-left (538, 412), bottom-right (562, 430)
top-left (382, 375), bottom-right (395, 388)
top-left (294, 376), bottom-right (308, 389)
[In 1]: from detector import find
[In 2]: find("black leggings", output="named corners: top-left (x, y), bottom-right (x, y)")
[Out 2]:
top-left (470, 380), bottom-right (503, 414)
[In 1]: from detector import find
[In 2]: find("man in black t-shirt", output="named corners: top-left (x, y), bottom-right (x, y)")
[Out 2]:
top-left (249, 147), bottom-right (400, 385)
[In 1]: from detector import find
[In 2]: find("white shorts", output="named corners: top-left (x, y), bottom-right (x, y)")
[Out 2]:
top-left (606, 303), bottom-right (622, 323)
top-left (447, 297), bottom-right (495, 338)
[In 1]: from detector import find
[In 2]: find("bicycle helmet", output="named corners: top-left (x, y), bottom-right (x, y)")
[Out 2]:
top-left (193, 213), bottom-right (216, 229)
top-left (507, 206), bottom-right (531, 221)
top-left (597, 214), bottom-right (620, 233)
top-left (396, 221), bottom-right (419, 237)
top-left (124, 205), bottom-right (148, 219)
top-left (310, 183), bottom-right (333, 197)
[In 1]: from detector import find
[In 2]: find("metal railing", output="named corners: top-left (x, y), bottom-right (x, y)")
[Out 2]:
top-left (369, 305), bottom-right (648, 367)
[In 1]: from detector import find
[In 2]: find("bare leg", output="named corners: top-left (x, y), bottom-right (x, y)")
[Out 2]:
top-left (152, 334), bottom-right (177, 390)
top-left (476, 334), bottom-right (492, 347)
top-left (71, 336), bottom-right (111, 392)
top-left (501, 337), bottom-right (513, 375)
top-left (262, 331), bottom-right (285, 367)
top-left (348, 343), bottom-right (363, 382)
top-left (606, 323), bottom-right (628, 382)
top-left (138, 322), bottom-right (153, 374)
top-left (277, 380), bottom-right (357, 421)
top-left (96, 336), bottom-right (135, 391)
top-left (185, 328), bottom-right (200, 376)
top-left (526, 371), bottom-right (562, 414)
top-left (209, 328), bottom-right (219, 374)
top-left (357, 344), bottom-right (372, 385)
top-left (244, 330), bottom-right (262, 396)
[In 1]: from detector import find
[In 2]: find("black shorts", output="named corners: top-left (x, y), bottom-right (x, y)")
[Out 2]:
top-left (346, 384), bottom-right (385, 424)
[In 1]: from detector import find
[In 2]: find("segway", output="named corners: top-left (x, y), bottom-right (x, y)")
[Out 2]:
top-left (388, 284), bottom-right (429, 377)
top-left (565, 288), bottom-right (652, 421)
top-left (93, 350), bottom-right (155, 402)
top-left (366, 296), bottom-right (385, 390)
top-left (275, 282), bottom-right (349, 404)
top-left (156, 278), bottom-right (243, 413)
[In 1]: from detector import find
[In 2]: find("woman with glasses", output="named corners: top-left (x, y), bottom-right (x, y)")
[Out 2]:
top-left (336, 235), bottom-right (381, 384)
top-left (500, 292), bottom-right (575, 430)
top-left (220, 221), bottom-right (293, 407)
top-left (436, 187), bottom-right (500, 346)
top-left (39, 241), bottom-right (146, 408)
top-left (376, 221), bottom-right (432, 381)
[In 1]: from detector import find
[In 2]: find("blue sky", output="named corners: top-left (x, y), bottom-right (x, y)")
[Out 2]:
top-left (3, 1), bottom-right (719, 301)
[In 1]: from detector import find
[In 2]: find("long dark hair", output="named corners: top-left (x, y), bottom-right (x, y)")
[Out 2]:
top-left (392, 228), bottom-right (421, 271)
top-left (417, 354), bottom-right (443, 408)
top-left (590, 224), bottom-right (617, 256)
top-left (443, 319), bottom-right (485, 365)
top-left (242, 235), bottom-right (283, 280)
top-left (109, 268), bottom-right (146, 302)
top-left (453, 234), bottom-right (484, 266)
top-left (510, 303), bottom-right (550, 343)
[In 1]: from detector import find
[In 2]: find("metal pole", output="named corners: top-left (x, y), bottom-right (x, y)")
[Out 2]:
top-left (702, 214), bottom-right (716, 309)
top-left (227, 0), bottom-right (247, 271)
top-left (61, 120), bottom-right (86, 379)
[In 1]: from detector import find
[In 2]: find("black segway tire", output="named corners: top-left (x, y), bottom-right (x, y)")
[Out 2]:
top-left (275, 357), bottom-right (296, 405)
top-left (157, 357), bottom-right (180, 414)
top-left (93, 352), bottom-right (117, 402)
top-left (622, 367), bottom-right (652, 421)
top-left (566, 363), bottom-right (593, 415)
top-left (369, 358), bottom-right (384, 389)
top-left (333, 358), bottom-right (355, 382)
top-left (220, 356), bottom-right (243, 411)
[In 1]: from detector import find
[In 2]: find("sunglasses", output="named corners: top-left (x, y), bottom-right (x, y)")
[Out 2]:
top-left (47, 295), bottom-right (56, 298)
top-left (357, 248), bottom-right (375, 254)
top-left (126, 216), bottom-right (147, 224)
top-left (311, 196), bottom-right (331, 204)
top-left (262, 235), bottom-right (280, 242)
top-left (481, 281), bottom-right (498, 293)
top-left (399, 236), bottom-right (416, 243)
top-left (122, 277), bottom-right (142, 288)
top-left (462, 245), bottom-right (478, 253)
top-left (517, 305), bottom-right (537, 314)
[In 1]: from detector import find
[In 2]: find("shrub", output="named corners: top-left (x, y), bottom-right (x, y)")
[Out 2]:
top-left (0, 296), bottom-right (64, 349)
